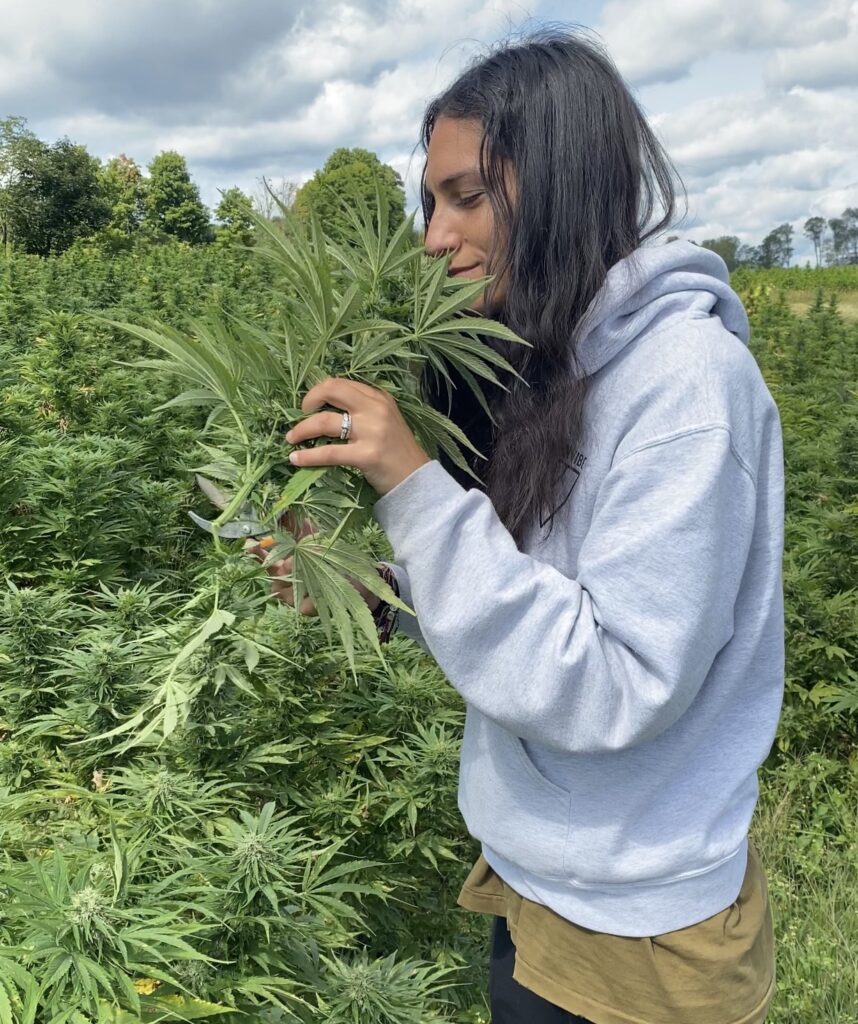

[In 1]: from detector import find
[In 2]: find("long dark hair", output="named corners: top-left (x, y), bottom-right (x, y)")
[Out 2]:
top-left (417, 26), bottom-right (684, 549)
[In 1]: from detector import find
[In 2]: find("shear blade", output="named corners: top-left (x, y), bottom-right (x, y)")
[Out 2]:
top-left (195, 474), bottom-right (231, 511)
top-left (188, 509), bottom-right (219, 535)
top-left (189, 511), bottom-right (273, 540)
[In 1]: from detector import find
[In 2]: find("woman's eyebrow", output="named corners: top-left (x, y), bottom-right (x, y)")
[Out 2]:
top-left (426, 169), bottom-right (482, 194)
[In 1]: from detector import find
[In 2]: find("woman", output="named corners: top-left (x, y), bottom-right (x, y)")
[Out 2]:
top-left (257, 28), bottom-right (783, 1024)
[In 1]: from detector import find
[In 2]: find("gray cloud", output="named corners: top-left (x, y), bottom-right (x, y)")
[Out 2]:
top-left (2, 2), bottom-right (305, 122)
top-left (2, 0), bottom-right (514, 164)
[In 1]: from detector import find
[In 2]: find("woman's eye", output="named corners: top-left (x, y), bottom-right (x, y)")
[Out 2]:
top-left (457, 192), bottom-right (484, 207)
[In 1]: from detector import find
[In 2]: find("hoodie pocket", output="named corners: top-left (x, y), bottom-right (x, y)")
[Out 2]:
top-left (458, 710), bottom-right (572, 879)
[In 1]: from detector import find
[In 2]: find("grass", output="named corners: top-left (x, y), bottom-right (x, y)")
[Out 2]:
top-left (751, 753), bottom-right (858, 1023)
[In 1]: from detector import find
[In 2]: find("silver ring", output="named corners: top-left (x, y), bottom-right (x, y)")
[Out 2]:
top-left (339, 410), bottom-right (351, 440)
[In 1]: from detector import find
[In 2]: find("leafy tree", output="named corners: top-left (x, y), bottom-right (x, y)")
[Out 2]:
top-left (803, 216), bottom-right (826, 268)
top-left (842, 207), bottom-right (858, 264)
top-left (0, 115), bottom-right (39, 252)
top-left (252, 175), bottom-right (299, 220)
top-left (736, 242), bottom-right (762, 268)
top-left (294, 147), bottom-right (406, 245)
top-left (0, 130), bottom-right (110, 255)
top-left (825, 217), bottom-right (848, 266)
top-left (701, 235), bottom-right (741, 271)
top-left (143, 150), bottom-right (210, 244)
top-left (214, 186), bottom-right (255, 247)
top-left (759, 223), bottom-right (794, 268)
top-left (99, 153), bottom-right (146, 239)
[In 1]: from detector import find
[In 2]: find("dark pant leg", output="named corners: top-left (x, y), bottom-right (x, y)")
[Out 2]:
top-left (488, 915), bottom-right (593, 1024)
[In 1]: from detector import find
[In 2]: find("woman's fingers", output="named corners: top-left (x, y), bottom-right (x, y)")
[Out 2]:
top-left (278, 509), bottom-right (318, 541)
top-left (266, 555), bottom-right (318, 615)
top-left (241, 508), bottom-right (320, 615)
top-left (271, 578), bottom-right (317, 615)
top-left (243, 536), bottom-right (276, 561)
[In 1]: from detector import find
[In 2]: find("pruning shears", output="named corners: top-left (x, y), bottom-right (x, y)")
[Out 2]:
top-left (189, 475), bottom-right (279, 544)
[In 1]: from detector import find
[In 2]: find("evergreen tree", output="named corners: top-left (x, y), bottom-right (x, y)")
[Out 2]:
top-left (143, 151), bottom-right (210, 244)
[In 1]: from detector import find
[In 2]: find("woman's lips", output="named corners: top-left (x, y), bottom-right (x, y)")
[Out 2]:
top-left (449, 264), bottom-right (479, 277)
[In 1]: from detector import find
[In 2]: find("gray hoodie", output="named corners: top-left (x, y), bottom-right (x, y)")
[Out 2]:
top-left (373, 240), bottom-right (785, 937)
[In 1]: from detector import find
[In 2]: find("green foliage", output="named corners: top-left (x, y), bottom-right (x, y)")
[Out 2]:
top-left (0, 128), bottom-right (110, 256)
top-left (0, 116), bottom-right (36, 251)
top-left (294, 148), bottom-right (406, 246)
top-left (700, 235), bottom-right (740, 272)
top-left (734, 277), bottom-right (858, 757)
top-left (102, 185), bottom-right (530, 703)
top-left (213, 188), bottom-right (255, 249)
top-left (97, 156), bottom-right (147, 252)
top-left (732, 264), bottom-right (858, 293)
top-left (753, 751), bottom-right (858, 1022)
top-left (143, 152), bottom-right (210, 246)
top-left (0, 188), bottom-right (499, 1022)
top-left (0, 203), bottom-right (854, 1022)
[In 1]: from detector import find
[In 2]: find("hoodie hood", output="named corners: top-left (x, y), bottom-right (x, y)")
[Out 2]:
top-left (574, 240), bottom-right (750, 377)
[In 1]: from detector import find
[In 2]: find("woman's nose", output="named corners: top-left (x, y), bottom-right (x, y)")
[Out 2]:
top-left (423, 210), bottom-right (461, 260)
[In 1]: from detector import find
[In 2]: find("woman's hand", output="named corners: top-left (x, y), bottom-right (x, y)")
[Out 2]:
top-left (284, 377), bottom-right (431, 497)
top-left (248, 377), bottom-right (426, 615)
top-left (245, 509), bottom-right (382, 617)
top-left (245, 510), bottom-right (320, 616)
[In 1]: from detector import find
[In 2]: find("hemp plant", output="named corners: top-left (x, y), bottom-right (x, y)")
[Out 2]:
top-left (93, 184), bottom-right (530, 747)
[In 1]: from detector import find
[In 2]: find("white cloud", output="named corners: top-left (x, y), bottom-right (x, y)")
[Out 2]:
top-left (765, 0), bottom-right (858, 89)
top-left (276, 0), bottom-right (517, 83)
top-left (4, 0), bottom-right (526, 213)
top-left (655, 86), bottom-right (858, 255)
top-left (653, 85), bottom-right (858, 180)
top-left (598, 0), bottom-right (858, 257)
top-left (599, 0), bottom-right (851, 86)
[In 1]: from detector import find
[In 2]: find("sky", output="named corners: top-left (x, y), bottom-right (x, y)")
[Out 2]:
top-left (2, 0), bottom-right (856, 264)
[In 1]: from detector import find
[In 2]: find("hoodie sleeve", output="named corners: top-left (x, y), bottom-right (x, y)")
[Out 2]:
top-left (372, 426), bottom-right (757, 753)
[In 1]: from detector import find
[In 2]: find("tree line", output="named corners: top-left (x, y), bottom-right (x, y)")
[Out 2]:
top-left (0, 116), bottom-right (407, 256)
top-left (679, 210), bottom-right (858, 272)
top-left (3, 115), bottom-right (855, 268)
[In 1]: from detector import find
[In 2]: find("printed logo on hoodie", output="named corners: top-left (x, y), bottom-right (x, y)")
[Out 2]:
top-left (540, 450), bottom-right (588, 528)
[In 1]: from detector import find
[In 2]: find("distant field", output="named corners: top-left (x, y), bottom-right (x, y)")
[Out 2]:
top-left (732, 265), bottom-right (858, 293)
top-left (730, 264), bottom-right (858, 321)
top-left (785, 290), bottom-right (858, 320)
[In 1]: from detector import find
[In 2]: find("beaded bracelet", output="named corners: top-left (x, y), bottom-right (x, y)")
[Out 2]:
top-left (372, 563), bottom-right (400, 645)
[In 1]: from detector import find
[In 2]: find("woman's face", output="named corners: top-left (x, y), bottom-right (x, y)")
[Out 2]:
top-left (423, 115), bottom-right (511, 314)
